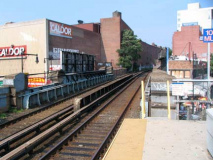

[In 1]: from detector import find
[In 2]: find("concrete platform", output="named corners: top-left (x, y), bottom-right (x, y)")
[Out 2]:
top-left (103, 119), bottom-right (147, 160)
top-left (103, 118), bottom-right (212, 160)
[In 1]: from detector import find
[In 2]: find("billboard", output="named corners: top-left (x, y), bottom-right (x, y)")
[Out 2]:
top-left (49, 47), bottom-right (79, 60)
top-left (172, 82), bottom-right (193, 96)
top-left (49, 21), bottom-right (72, 38)
top-left (0, 45), bottom-right (27, 58)
top-left (28, 77), bottom-right (45, 87)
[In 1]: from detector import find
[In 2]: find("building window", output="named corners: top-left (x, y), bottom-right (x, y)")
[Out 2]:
top-left (176, 71), bottom-right (180, 78)
top-left (180, 71), bottom-right (184, 78)
top-left (178, 18), bottom-right (180, 22)
top-left (200, 27), bottom-right (202, 33)
top-left (172, 71), bottom-right (175, 76)
top-left (185, 71), bottom-right (190, 78)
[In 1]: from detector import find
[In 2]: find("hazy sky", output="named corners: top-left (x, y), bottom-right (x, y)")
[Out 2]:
top-left (0, 0), bottom-right (213, 48)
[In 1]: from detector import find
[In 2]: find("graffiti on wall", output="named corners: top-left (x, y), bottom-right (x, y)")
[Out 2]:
top-left (151, 82), bottom-right (172, 91)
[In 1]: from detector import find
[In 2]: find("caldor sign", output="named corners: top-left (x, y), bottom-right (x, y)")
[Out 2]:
top-left (49, 21), bottom-right (72, 38)
top-left (0, 45), bottom-right (27, 58)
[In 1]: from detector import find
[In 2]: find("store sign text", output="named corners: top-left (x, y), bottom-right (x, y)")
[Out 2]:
top-left (203, 29), bottom-right (213, 43)
top-left (0, 45), bottom-right (27, 58)
top-left (49, 21), bottom-right (72, 38)
top-left (49, 47), bottom-right (79, 60)
top-left (53, 47), bottom-right (79, 53)
top-left (28, 77), bottom-right (45, 87)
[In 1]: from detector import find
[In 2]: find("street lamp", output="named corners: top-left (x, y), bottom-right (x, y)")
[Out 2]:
top-left (44, 55), bottom-right (53, 72)
top-left (21, 51), bottom-right (39, 73)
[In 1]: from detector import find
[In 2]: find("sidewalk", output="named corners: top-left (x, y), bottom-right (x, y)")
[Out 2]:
top-left (143, 118), bottom-right (212, 160)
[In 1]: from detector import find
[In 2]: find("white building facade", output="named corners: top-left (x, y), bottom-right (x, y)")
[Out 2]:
top-left (177, 3), bottom-right (213, 32)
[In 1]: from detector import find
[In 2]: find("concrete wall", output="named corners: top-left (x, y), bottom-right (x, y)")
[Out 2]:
top-left (0, 19), bottom-right (47, 75)
top-left (151, 108), bottom-right (177, 119)
top-left (150, 72), bottom-right (177, 119)
top-left (151, 94), bottom-right (175, 104)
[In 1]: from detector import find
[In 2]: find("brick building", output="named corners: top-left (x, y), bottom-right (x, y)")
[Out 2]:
top-left (171, 3), bottom-right (213, 79)
top-left (139, 42), bottom-right (166, 69)
top-left (0, 19), bottom-right (102, 76)
top-left (74, 12), bottom-right (165, 69)
top-left (169, 60), bottom-right (193, 79)
top-left (0, 11), bottom-right (165, 79)
top-left (100, 11), bottom-right (131, 67)
top-left (171, 25), bottom-right (211, 79)
top-left (173, 25), bottom-right (213, 60)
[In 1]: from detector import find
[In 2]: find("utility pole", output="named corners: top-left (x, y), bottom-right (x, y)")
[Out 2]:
top-left (203, 28), bottom-right (212, 107)
top-left (207, 43), bottom-right (211, 107)
top-left (167, 80), bottom-right (171, 119)
top-left (21, 51), bottom-right (24, 73)
top-left (166, 47), bottom-right (169, 74)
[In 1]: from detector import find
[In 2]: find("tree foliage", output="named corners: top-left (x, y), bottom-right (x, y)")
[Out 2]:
top-left (169, 48), bottom-right (172, 57)
top-left (117, 30), bottom-right (142, 71)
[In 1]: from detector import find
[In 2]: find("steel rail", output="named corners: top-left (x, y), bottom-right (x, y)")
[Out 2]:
top-left (91, 73), bottom-right (149, 160)
top-left (0, 73), bottom-right (139, 160)
top-left (0, 74), bottom-right (130, 129)
top-left (0, 105), bottom-right (74, 154)
top-left (39, 72), bottom-right (144, 160)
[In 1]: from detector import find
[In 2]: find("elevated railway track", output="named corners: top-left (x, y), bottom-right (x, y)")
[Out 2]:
top-left (0, 71), bottom-right (150, 160)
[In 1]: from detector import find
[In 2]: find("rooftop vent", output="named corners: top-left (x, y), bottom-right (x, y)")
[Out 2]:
top-left (78, 20), bottom-right (83, 24)
top-left (113, 11), bottom-right (122, 18)
top-left (5, 22), bottom-right (14, 25)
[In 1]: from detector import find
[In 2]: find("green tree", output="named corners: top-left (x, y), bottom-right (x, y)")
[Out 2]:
top-left (117, 30), bottom-right (142, 71)
top-left (169, 48), bottom-right (172, 57)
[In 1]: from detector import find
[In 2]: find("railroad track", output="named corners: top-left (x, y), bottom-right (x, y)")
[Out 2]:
top-left (0, 73), bottom-right (134, 158)
top-left (0, 75), bottom-right (132, 154)
top-left (0, 105), bottom-right (74, 156)
top-left (125, 73), bottom-right (150, 118)
top-left (0, 74), bottom-right (132, 129)
top-left (42, 73), bottom-right (149, 160)
top-left (0, 74), bottom-right (132, 141)
top-left (0, 71), bottom-right (149, 160)
top-left (43, 73), bottom-right (149, 160)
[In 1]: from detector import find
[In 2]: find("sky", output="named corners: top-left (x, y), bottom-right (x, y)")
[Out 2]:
top-left (0, 0), bottom-right (213, 48)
